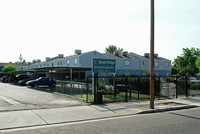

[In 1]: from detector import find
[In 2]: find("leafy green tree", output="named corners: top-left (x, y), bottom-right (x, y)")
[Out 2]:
top-left (27, 62), bottom-right (32, 65)
top-left (116, 47), bottom-right (124, 54)
top-left (173, 47), bottom-right (200, 76)
top-left (2, 64), bottom-right (17, 72)
top-left (18, 54), bottom-right (26, 64)
top-left (105, 45), bottom-right (117, 54)
top-left (19, 54), bottom-right (23, 63)
top-left (32, 59), bottom-right (37, 64)
top-left (195, 57), bottom-right (200, 73)
top-left (105, 45), bottom-right (123, 54)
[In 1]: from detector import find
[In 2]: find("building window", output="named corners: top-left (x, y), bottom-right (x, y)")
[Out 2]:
top-left (67, 60), bottom-right (70, 65)
top-left (156, 72), bottom-right (159, 76)
top-left (166, 72), bottom-right (169, 76)
top-left (57, 61), bottom-right (59, 66)
top-left (155, 61), bottom-right (159, 67)
top-left (166, 62), bottom-right (169, 67)
top-left (125, 60), bottom-right (131, 66)
top-left (52, 63), bottom-right (54, 67)
top-left (74, 58), bottom-right (78, 65)
top-left (47, 64), bottom-right (49, 67)
top-left (60, 61), bottom-right (62, 65)
top-left (142, 61), bottom-right (146, 66)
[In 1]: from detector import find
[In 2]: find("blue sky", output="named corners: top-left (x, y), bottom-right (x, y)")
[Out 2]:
top-left (0, 0), bottom-right (199, 63)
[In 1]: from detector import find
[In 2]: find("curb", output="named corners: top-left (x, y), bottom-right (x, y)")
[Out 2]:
top-left (138, 105), bottom-right (198, 114)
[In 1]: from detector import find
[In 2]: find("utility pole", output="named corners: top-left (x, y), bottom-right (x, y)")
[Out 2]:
top-left (150, 0), bottom-right (155, 109)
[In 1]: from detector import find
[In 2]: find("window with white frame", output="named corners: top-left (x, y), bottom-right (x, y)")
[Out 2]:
top-left (74, 58), bottom-right (78, 65)
top-left (125, 60), bottom-right (131, 66)
top-left (166, 62), bottom-right (169, 67)
top-left (67, 60), bottom-right (70, 65)
top-left (60, 61), bottom-right (62, 65)
top-left (143, 61), bottom-right (146, 66)
top-left (155, 61), bottom-right (159, 67)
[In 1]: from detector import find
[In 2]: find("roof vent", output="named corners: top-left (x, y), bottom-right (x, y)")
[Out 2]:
top-left (123, 51), bottom-right (128, 56)
top-left (114, 51), bottom-right (119, 56)
top-left (58, 54), bottom-right (64, 58)
top-left (144, 53), bottom-right (150, 58)
top-left (75, 50), bottom-right (82, 55)
top-left (154, 54), bottom-right (158, 58)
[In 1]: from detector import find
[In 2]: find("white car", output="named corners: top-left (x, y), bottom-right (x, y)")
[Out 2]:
top-left (189, 77), bottom-right (200, 83)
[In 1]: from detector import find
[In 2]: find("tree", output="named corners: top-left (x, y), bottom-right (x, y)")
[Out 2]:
top-left (173, 47), bottom-right (200, 76)
top-left (19, 54), bottom-right (26, 64)
top-left (2, 64), bottom-right (17, 72)
top-left (19, 54), bottom-right (23, 63)
top-left (105, 45), bottom-right (117, 54)
top-left (105, 45), bottom-right (123, 54)
top-left (32, 59), bottom-right (37, 64)
top-left (195, 57), bottom-right (200, 73)
top-left (116, 47), bottom-right (124, 54)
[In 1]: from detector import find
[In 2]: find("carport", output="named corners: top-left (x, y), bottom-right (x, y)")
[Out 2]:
top-left (33, 67), bottom-right (92, 81)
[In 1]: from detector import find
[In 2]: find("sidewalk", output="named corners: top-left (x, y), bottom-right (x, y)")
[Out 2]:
top-left (0, 97), bottom-right (199, 131)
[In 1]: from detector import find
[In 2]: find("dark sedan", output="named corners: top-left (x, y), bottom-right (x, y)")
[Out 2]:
top-left (26, 77), bottom-right (56, 87)
top-left (18, 78), bottom-right (35, 85)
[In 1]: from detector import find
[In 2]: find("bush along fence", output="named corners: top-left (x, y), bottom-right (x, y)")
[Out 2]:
top-left (54, 75), bottom-right (168, 104)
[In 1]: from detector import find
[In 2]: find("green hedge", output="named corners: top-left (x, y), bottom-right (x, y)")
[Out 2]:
top-left (114, 77), bottom-right (160, 95)
top-left (189, 83), bottom-right (200, 90)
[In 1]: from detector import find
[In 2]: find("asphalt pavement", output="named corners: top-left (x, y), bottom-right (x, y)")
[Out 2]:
top-left (0, 82), bottom-right (200, 132)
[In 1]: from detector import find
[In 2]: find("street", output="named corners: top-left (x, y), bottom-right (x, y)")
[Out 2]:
top-left (1, 82), bottom-right (200, 134)
top-left (0, 82), bottom-right (86, 111)
top-left (1, 107), bottom-right (200, 134)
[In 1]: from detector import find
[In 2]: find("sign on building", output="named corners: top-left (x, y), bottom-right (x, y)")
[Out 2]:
top-left (93, 59), bottom-right (116, 74)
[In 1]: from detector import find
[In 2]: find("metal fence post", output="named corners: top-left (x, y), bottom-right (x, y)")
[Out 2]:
top-left (176, 76), bottom-right (178, 98)
top-left (129, 77), bottom-right (132, 100)
top-left (114, 77), bottom-right (116, 102)
top-left (137, 77), bottom-right (140, 99)
top-left (86, 78), bottom-right (89, 103)
top-left (186, 76), bottom-right (188, 97)
top-left (125, 76), bottom-right (128, 102)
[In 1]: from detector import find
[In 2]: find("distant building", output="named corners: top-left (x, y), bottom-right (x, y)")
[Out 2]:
top-left (24, 50), bottom-right (171, 80)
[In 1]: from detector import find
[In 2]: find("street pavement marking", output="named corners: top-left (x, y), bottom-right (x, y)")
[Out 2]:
top-left (0, 95), bottom-right (21, 105)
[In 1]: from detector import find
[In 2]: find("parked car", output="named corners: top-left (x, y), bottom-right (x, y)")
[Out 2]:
top-left (189, 77), bottom-right (200, 83)
top-left (1, 76), bottom-right (10, 82)
top-left (166, 76), bottom-right (176, 82)
top-left (13, 74), bottom-right (31, 84)
top-left (26, 77), bottom-right (56, 87)
top-left (175, 76), bottom-right (200, 84)
top-left (18, 78), bottom-right (35, 85)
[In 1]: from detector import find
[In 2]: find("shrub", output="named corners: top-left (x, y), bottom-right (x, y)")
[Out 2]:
top-left (189, 83), bottom-right (200, 90)
top-left (2, 64), bottom-right (17, 72)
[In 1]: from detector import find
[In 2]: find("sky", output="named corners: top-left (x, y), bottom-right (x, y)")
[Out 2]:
top-left (0, 0), bottom-right (200, 63)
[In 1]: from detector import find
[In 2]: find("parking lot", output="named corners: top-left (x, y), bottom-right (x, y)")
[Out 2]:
top-left (0, 82), bottom-right (87, 112)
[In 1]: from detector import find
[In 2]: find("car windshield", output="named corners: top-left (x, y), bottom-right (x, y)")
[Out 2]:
top-left (190, 77), bottom-right (196, 80)
top-left (16, 74), bottom-right (20, 77)
top-left (36, 78), bottom-right (43, 81)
